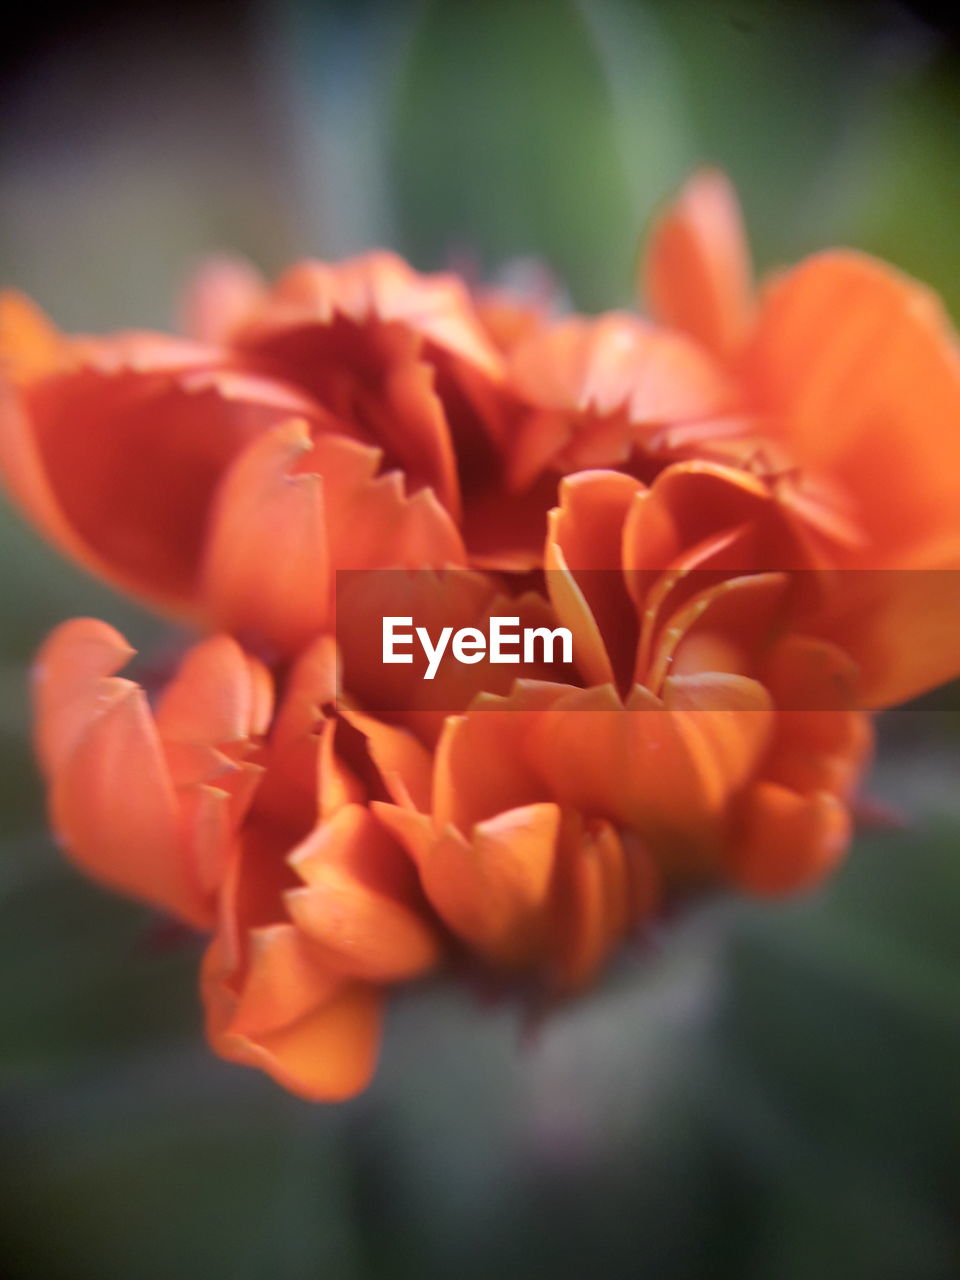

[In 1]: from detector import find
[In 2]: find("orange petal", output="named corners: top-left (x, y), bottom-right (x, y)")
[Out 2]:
top-left (746, 250), bottom-right (960, 565)
top-left (648, 572), bottom-right (787, 690)
top-left (642, 168), bottom-right (754, 360)
top-left (509, 312), bottom-right (733, 426)
top-left (662, 672), bottom-right (774, 800)
top-left (383, 801), bottom-right (560, 966)
top-left (546, 470), bottom-right (642, 688)
top-left (49, 677), bottom-right (207, 926)
top-left (431, 681), bottom-right (571, 832)
top-left (546, 816), bottom-right (646, 992)
top-left (760, 635), bottom-right (873, 798)
top-left (0, 332), bottom-right (300, 614)
top-left (731, 782), bottom-right (851, 896)
top-left (232, 984), bottom-right (382, 1101)
top-left (338, 703), bottom-right (434, 811)
top-left (529, 682), bottom-right (770, 879)
top-left (33, 619), bottom-right (250, 923)
top-left (286, 805), bottom-right (440, 982)
top-left (203, 926), bottom-right (382, 1101)
top-left (32, 617), bottom-right (135, 776)
top-left (202, 419), bottom-right (329, 652)
top-left (178, 255), bottom-right (267, 343)
top-left (155, 634), bottom-right (273, 746)
top-left (271, 635), bottom-right (340, 747)
top-left (622, 460), bottom-right (769, 579)
top-left (0, 291), bottom-right (68, 380)
top-left (803, 564), bottom-right (960, 708)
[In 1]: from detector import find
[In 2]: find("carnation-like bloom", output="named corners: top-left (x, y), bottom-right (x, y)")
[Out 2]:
top-left (6, 182), bottom-right (960, 1100)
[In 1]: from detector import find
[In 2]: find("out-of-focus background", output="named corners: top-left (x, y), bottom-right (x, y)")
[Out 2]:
top-left (1, 2), bottom-right (959, 1276)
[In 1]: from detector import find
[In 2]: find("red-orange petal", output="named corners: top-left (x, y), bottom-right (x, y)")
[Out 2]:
top-left (0, 323), bottom-right (304, 615)
top-left (178, 255), bottom-right (267, 344)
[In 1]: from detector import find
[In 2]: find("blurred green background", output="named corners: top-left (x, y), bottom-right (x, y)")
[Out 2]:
top-left (1, 1), bottom-right (959, 1276)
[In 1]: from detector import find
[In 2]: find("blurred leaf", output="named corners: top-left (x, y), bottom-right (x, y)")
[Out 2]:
top-left (646, 0), bottom-right (933, 271)
top-left (0, 497), bottom-right (163, 668)
top-left (837, 62), bottom-right (960, 320)
top-left (702, 822), bottom-right (960, 1279)
top-left (0, 1069), bottom-right (365, 1280)
top-left (389, 0), bottom-right (688, 308)
top-left (0, 859), bottom-right (199, 1079)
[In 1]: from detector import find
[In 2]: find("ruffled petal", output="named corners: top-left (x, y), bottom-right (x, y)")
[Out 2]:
top-left (240, 251), bottom-right (503, 378)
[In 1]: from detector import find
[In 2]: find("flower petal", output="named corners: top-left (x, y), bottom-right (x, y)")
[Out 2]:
top-left (202, 419), bottom-right (329, 652)
top-left (203, 925), bottom-right (382, 1102)
top-left (154, 634), bottom-right (273, 746)
top-left (379, 800), bottom-right (559, 966)
top-left (731, 782), bottom-right (851, 896)
top-left (49, 675), bottom-right (207, 925)
top-left (286, 804), bottom-right (440, 982)
top-left (746, 250), bottom-right (960, 564)
top-left (643, 168), bottom-right (754, 360)
top-left (1, 323), bottom-right (303, 612)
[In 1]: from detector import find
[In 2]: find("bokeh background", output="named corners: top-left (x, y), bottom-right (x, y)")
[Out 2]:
top-left (1, 2), bottom-right (959, 1276)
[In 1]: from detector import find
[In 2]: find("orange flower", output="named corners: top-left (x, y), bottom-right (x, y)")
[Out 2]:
top-left (33, 556), bottom-right (868, 1097)
top-left (0, 253), bottom-right (513, 652)
top-left (10, 175), bottom-right (960, 1101)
